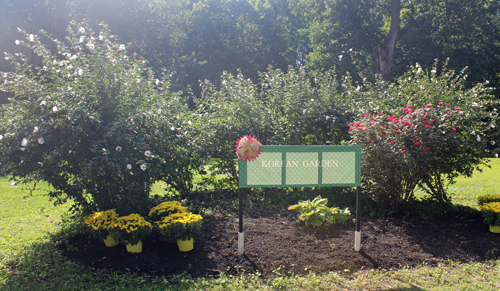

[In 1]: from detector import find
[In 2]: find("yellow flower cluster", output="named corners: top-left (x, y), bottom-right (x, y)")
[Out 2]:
top-left (83, 209), bottom-right (117, 231)
top-left (112, 213), bottom-right (153, 233)
top-left (149, 201), bottom-right (188, 220)
top-left (478, 194), bottom-right (500, 206)
top-left (155, 212), bottom-right (203, 229)
top-left (480, 202), bottom-right (500, 214)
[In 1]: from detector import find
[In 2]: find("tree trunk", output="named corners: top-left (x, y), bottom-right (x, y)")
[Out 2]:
top-left (373, 0), bottom-right (407, 81)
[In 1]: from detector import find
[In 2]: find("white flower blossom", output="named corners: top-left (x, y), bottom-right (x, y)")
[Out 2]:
top-left (33, 126), bottom-right (38, 133)
top-left (477, 135), bottom-right (481, 142)
top-left (79, 36), bottom-right (85, 43)
top-left (144, 150), bottom-right (151, 157)
top-left (119, 44), bottom-right (126, 50)
top-left (127, 164), bottom-right (132, 170)
top-left (99, 34), bottom-right (104, 40)
top-left (52, 106), bottom-right (58, 112)
top-left (170, 126), bottom-right (175, 131)
top-left (311, 99), bottom-right (314, 102)
top-left (79, 27), bottom-right (85, 33)
top-left (29, 34), bottom-right (34, 42)
top-left (115, 146), bottom-right (122, 152)
top-left (78, 69), bottom-right (83, 76)
top-left (0, 134), bottom-right (3, 140)
top-left (38, 137), bottom-right (44, 144)
top-left (11, 181), bottom-right (16, 186)
top-left (15, 40), bottom-right (20, 45)
top-left (87, 42), bottom-right (95, 50)
top-left (21, 138), bottom-right (28, 147)
top-left (140, 164), bottom-right (147, 171)
top-left (188, 120), bottom-right (192, 125)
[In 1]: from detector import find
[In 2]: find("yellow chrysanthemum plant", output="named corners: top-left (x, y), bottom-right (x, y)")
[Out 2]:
top-left (148, 201), bottom-right (188, 222)
top-left (479, 202), bottom-right (500, 227)
top-left (477, 194), bottom-right (500, 206)
top-left (83, 209), bottom-right (118, 240)
top-left (155, 212), bottom-right (203, 243)
top-left (108, 213), bottom-right (153, 246)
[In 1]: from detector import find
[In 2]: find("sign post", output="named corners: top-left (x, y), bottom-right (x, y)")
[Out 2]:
top-left (238, 145), bottom-right (361, 255)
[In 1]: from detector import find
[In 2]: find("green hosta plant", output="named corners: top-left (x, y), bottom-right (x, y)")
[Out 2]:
top-left (288, 196), bottom-right (350, 228)
top-left (479, 202), bottom-right (500, 226)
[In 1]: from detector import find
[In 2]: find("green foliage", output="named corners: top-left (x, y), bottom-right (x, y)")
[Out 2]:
top-left (288, 195), bottom-right (350, 228)
top-left (349, 63), bottom-right (499, 212)
top-left (0, 21), bottom-right (191, 215)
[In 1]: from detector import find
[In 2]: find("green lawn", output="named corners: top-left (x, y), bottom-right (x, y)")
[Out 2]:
top-left (1, 159), bottom-right (500, 290)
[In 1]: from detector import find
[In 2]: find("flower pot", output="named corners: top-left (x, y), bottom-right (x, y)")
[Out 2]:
top-left (177, 238), bottom-right (194, 252)
top-left (103, 235), bottom-right (118, 247)
top-left (126, 241), bottom-right (143, 253)
top-left (490, 224), bottom-right (500, 233)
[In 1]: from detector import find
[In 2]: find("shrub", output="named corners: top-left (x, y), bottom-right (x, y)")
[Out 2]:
top-left (0, 22), bottom-right (191, 215)
top-left (349, 63), bottom-right (498, 211)
top-left (191, 68), bottom-right (351, 191)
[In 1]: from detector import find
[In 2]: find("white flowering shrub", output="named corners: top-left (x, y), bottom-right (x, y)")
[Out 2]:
top-left (0, 22), bottom-right (191, 215)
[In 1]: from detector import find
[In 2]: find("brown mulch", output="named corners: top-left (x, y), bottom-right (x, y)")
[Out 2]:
top-left (59, 207), bottom-right (500, 278)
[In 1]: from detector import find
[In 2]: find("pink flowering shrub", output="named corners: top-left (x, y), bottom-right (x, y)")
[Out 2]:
top-left (348, 63), bottom-right (498, 211)
top-left (352, 102), bottom-right (496, 210)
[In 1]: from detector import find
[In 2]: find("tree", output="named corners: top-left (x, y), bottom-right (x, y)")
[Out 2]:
top-left (372, 0), bottom-right (407, 81)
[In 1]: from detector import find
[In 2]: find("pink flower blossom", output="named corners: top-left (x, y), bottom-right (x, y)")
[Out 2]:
top-left (426, 124), bottom-right (431, 128)
top-left (415, 142), bottom-right (420, 145)
top-left (454, 107), bottom-right (460, 110)
top-left (402, 150), bottom-right (407, 153)
top-left (236, 135), bottom-right (262, 162)
top-left (438, 102), bottom-right (443, 105)
top-left (452, 128), bottom-right (457, 132)
top-left (426, 103), bottom-right (431, 107)
top-left (390, 140), bottom-right (394, 144)
top-left (363, 113), bottom-right (368, 117)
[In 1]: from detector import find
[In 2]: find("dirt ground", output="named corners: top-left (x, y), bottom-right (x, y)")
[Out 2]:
top-left (60, 206), bottom-right (500, 278)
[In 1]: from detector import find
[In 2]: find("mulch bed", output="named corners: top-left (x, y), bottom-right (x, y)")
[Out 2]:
top-left (60, 207), bottom-right (500, 278)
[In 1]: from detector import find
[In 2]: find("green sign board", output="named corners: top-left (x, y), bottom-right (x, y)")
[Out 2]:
top-left (239, 145), bottom-right (361, 188)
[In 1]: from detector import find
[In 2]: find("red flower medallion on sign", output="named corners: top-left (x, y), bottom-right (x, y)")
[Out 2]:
top-left (235, 135), bottom-right (262, 162)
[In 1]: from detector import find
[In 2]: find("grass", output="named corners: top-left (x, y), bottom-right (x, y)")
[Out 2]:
top-left (1, 159), bottom-right (500, 290)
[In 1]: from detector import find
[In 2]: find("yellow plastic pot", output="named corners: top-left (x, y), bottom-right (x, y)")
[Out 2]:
top-left (490, 224), bottom-right (500, 233)
top-left (126, 241), bottom-right (143, 253)
top-left (103, 235), bottom-right (119, 247)
top-left (176, 238), bottom-right (194, 252)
